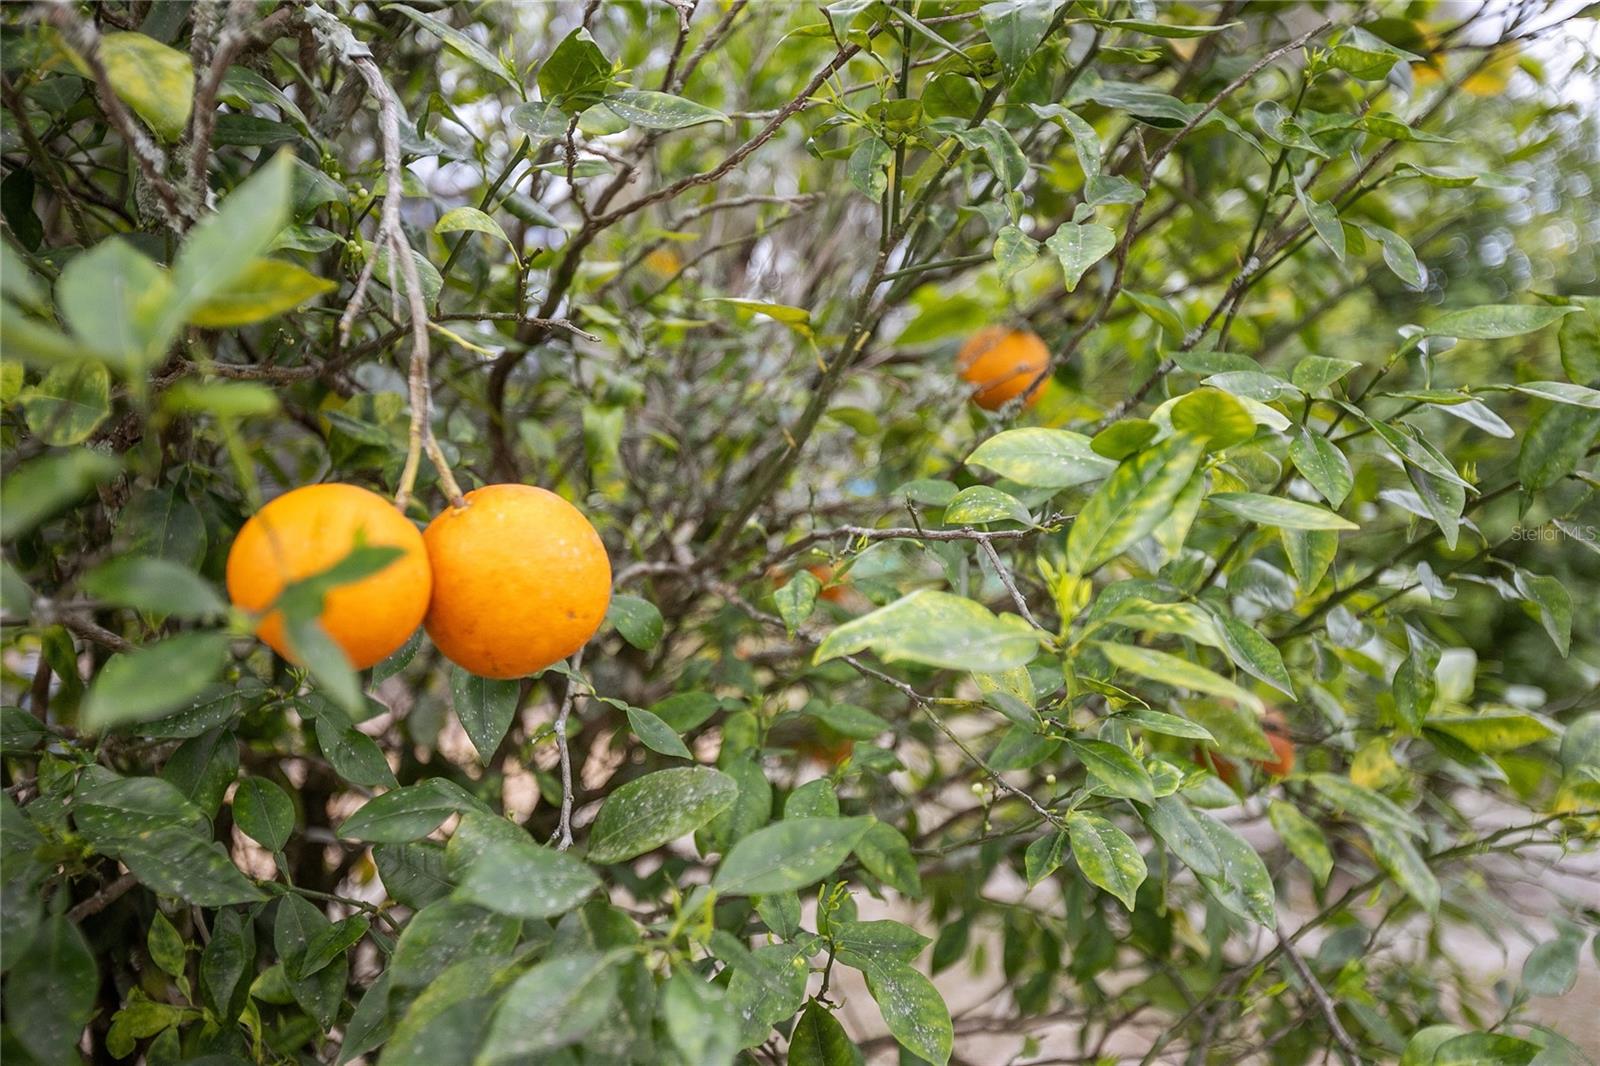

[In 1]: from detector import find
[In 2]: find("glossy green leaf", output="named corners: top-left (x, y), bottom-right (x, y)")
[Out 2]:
top-left (966, 427), bottom-right (1116, 489)
top-left (233, 777), bottom-right (295, 852)
top-left (711, 816), bottom-right (872, 896)
top-left (1067, 433), bottom-right (1207, 574)
top-left (1066, 811), bottom-right (1146, 910)
top-left (587, 766), bottom-right (738, 863)
top-left (814, 590), bottom-right (1041, 671)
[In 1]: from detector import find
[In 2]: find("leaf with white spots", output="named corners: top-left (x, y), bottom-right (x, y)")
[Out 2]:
top-left (586, 766), bottom-right (738, 863)
top-left (711, 816), bottom-right (872, 896)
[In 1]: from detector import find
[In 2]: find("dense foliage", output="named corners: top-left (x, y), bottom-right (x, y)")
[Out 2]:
top-left (3, 2), bottom-right (1598, 1064)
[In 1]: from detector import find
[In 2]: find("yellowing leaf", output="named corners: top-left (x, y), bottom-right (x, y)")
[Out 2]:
top-left (187, 258), bottom-right (335, 327)
top-left (72, 32), bottom-right (195, 142)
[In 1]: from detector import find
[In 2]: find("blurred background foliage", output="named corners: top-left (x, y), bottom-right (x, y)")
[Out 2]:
top-left (2, 1), bottom-right (1598, 1065)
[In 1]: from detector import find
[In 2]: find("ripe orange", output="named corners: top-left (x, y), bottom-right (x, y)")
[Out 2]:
top-left (806, 564), bottom-right (847, 604)
top-left (226, 483), bottom-right (432, 669)
top-left (423, 484), bottom-right (611, 679)
top-left (956, 326), bottom-right (1050, 410)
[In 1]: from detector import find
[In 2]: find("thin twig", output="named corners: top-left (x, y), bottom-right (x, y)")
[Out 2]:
top-left (304, 3), bottom-right (464, 510)
top-left (50, 6), bottom-right (193, 228)
top-left (550, 648), bottom-right (585, 851)
top-left (68, 872), bottom-right (139, 921)
top-left (1277, 924), bottom-right (1363, 1065)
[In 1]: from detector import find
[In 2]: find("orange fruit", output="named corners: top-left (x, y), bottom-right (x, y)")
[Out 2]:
top-left (956, 326), bottom-right (1050, 410)
top-left (423, 484), bottom-right (611, 679)
top-left (807, 564), bottom-right (847, 604)
top-left (226, 483), bottom-right (432, 669)
top-left (1258, 731), bottom-right (1296, 777)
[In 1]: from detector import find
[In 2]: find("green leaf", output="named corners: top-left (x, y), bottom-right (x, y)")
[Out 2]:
top-left (450, 667), bottom-right (520, 762)
top-left (1254, 99), bottom-right (1328, 157)
top-left (1066, 433), bottom-right (1207, 574)
top-left (1114, 707), bottom-right (1214, 742)
top-left (161, 152), bottom-right (295, 343)
top-left (992, 224), bottom-right (1040, 281)
top-left (1291, 355), bottom-right (1361, 393)
top-left (275, 894), bottom-right (345, 1028)
top-left (966, 427), bottom-right (1116, 489)
top-left (944, 120), bottom-right (1027, 187)
top-left (1209, 491), bottom-right (1357, 531)
top-left (608, 594), bottom-right (664, 650)
top-left (587, 766), bottom-right (738, 863)
top-left (1509, 380), bottom-right (1600, 410)
top-left (1146, 796), bottom-right (1223, 879)
top-left (1518, 403), bottom-right (1600, 491)
top-left (1292, 174), bottom-right (1345, 261)
top-left (1558, 294), bottom-right (1600, 384)
top-left (606, 89), bottom-right (728, 129)
top-left (338, 779), bottom-right (485, 843)
top-left (453, 817), bottom-right (600, 919)
top-left (81, 632), bottom-right (230, 732)
top-left (1096, 642), bottom-right (1265, 714)
top-left (233, 777), bottom-right (295, 852)
top-left (1426, 712), bottom-right (1555, 753)
top-left (3, 915), bottom-right (97, 1065)
top-left (711, 816), bottom-right (873, 896)
top-left (1423, 304), bottom-right (1576, 339)
top-left (943, 484), bottom-right (1030, 525)
top-left (833, 919), bottom-right (930, 967)
top-left (1523, 927), bottom-right (1583, 997)
top-left (82, 556), bottom-right (226, 619)
top-left (854, 820), bottom-right (921, 897)
top-left (1368, 825), bottom-right (1439, 913)
top-left (788, 999), bottom-right (862, 1066)
top-left (391, 899), bottom-right (520, 991)
top-left (1169, 388), bottom-right (1256, 450)
top-left (813, 590), bottom-right (1041, 672)
top-left (384, 4), bottom-right (517, 88)
top-left (509, 99), bottom-right (568, 138)
top-left (536, 28), bottom-right (613, 110)
top-left (1281, 528), bottom-right (1338, 593)
top-left (162, 379), bottom-right (281, 418)
top-left (1515, 569), bottom-right (1572, 656)
top-left (187, 258), bottom-right (335, 327)
top-left (1090, 419), bottom-right (1159, 460)
top-left (147, 911), bottom-right (186, 979)
top-left (1308, 774), bottom-right (1422, 837)
top-left (56, 238), bottom-right (171, 370)
top-left (861, 960), bottom-right (952, 1066)
top-left (1194, 811), bottom-right (1277, 927)
top-left (1024, 830), bottom-right (1067, 886)
top-left (1212, 612), bottom-right (1296, 697)
top-left (775, 569), bottom-right (821, 635)
top-left (847, 136), bottom-right (892, 200)
top-left (434, 206), bottom-right (515, 252)
top-left (315, 711), bottom-right (399, 789)
top-left (1431, 1033), bottom-right (1540, 1066)
top-left (0, 450), bottom-right (121, 541)
top-left (19, 363), bottom-right (110, 445)
top-left (1046, 221), bottom-right (1115, 292)
top-left (981, 0), bottom-right (1056, 83)
top-left (476, 950), bottom-right (621, 1064)
top-left (1357, 221), bottom-right (1424, 289)
top-left (627, 705), bottom-right (694, 760)
top-left (80, 32), bottom-right (193, 141)
top-left (664, 969), bottom-right (743, 1066)
top-left (1267, 800), bottom-right (1333, 886)
top-left (1066, 811), bottom-right (1146, 910)
top-left (118, 825), bottom-right (265, 907)
top-left (1289, 430), bottom-right (1354, 507)
top-left (1067, 739), bottom-right (1154, 803)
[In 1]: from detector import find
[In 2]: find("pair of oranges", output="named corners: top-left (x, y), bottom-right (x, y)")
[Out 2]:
top-left (225, 483), bottom-right (611, 680)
